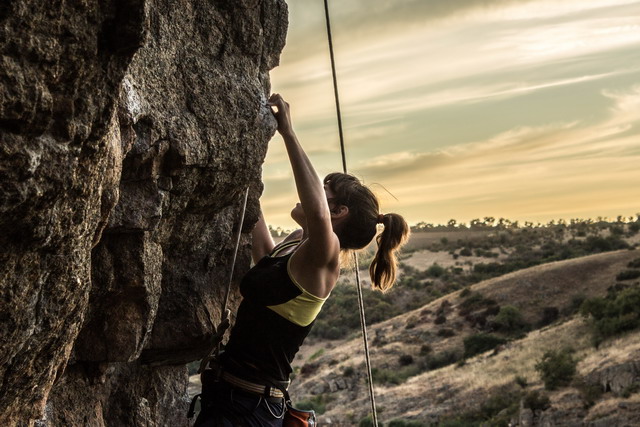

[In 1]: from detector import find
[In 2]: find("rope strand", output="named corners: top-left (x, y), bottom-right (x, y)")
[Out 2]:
top-left (324, 0), bottom-right (347, 174)
top-left (222, 187), bottom-right (250, 315)
top-left (323, 0), bottom-right (379, 424)
top-left (199, 186), bottom-right (250, 374)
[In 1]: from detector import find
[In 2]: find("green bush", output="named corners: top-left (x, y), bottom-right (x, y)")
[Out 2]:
top-left (371, 365), bottom-right (421, 385)
top-left (438, 387), bottom-right (521, 427)
top-left (342, 366), bottom-right (355, 377)
top-left (628, 258), bottom-right (640, 268)
top-left (295, 393), bottom-right (333, 414)
top-left (458, 292), bottom-right (497, 315)
top-left (399, 354), bottom-right (414, 366)
top-left (573, 377), bottom-right (603, 407)
top-left (358, 415), bottom-right (375, 427)
top-left (580, 284), bottom-right (640, 345)
top-left (419, 344), bottom-right (432, 355)
top-left (308, 348), bottom-right (325, 361)
top-left (437, 328), bottom-right (455, 337)
top-left (616, 269), bottom-right (640, 281)
top-left (535, 348), bottom-right (577, 390)
top-left (424, 350), bottom-right (459, 370)
top-left (427, 263), bottom-right (445, 277)
top-left (522, 390), bottom-right (551, 411)
top-left (515, 375), bottom-right (528, 388)
top-left (493, 305), bottom-right (528, 334)
top-left (463, 333), bottom-right (507, 359)
top-left (459, 247), bottom-right (472, 256)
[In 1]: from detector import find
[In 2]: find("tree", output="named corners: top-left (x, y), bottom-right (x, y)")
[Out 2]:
top-left (535, 348), bottom-right (577, 390)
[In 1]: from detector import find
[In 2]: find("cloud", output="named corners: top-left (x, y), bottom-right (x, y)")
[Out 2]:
top-left (346, 85), bottom-right (640, 225)
top-left (264, 1), bottom-right (640, 228)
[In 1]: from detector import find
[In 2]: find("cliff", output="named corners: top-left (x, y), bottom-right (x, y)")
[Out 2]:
top-left (0, 1), bottom-right (287, 425)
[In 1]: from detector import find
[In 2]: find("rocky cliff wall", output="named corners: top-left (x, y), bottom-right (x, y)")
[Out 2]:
top-left (0, 1), bottom-right (287, 425)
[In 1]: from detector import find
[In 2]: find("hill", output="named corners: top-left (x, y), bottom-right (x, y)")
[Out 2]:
top-left (289, 249), bottom-right (640, 425)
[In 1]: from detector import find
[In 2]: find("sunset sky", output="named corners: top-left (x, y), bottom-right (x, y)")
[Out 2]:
top-left (263, 0), bottom-right (640, 229)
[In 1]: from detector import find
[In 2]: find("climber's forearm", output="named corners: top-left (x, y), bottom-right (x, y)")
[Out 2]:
top-left (281, 130), bottom-right (330, 222)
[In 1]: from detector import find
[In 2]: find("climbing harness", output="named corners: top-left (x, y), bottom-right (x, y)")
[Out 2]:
top-left (323, 0), bottom-right (379, 425)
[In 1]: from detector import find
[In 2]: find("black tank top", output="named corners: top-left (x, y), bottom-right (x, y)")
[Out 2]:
top-left (222, 240), bottom-right (328, 382)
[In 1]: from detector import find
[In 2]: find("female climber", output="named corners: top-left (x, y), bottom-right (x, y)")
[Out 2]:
top-left (194, 93), bottom-right (409, 426)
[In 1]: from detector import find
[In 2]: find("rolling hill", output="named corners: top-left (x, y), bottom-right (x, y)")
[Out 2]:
top-left (289, 249), bottom-right (640, 426)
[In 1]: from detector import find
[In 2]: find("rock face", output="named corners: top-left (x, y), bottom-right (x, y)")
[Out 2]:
top-left (0, 1), bottom-right (287, 425)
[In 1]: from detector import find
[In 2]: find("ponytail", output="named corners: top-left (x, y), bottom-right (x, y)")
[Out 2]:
top-left (323, 172), bottom-right (409, 291)
top-left (369, 213), bottom-right (409, 292)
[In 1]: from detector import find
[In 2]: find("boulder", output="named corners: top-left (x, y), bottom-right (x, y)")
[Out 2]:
top-left (0, 0), bottom-right (288, 424)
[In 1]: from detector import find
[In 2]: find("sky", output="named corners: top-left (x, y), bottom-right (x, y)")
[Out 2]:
top-left (262, 0), bottom-right (640, 229)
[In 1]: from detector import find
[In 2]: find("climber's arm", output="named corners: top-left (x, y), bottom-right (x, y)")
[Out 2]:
top-left (251, 210), bottom-right (275, 263)
top-left (268, 94), bottom-right (339, 267)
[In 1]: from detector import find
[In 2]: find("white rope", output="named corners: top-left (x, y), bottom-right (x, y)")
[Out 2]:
top-left (323, 0), bottom-right (379, 424)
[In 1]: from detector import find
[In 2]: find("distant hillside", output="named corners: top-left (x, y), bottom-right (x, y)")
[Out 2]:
top-left (289, 249), bottom-right (640, 425)
top-left (308, 221), bottom-right (638, 342)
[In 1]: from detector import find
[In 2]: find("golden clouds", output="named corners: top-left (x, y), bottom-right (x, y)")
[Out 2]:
top-left (263, 0), bottom-right (640, 228)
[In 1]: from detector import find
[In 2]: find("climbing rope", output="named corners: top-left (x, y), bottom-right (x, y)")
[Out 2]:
top-left (199, 186), bottom-right (250, 374)
top-left (323, 0), bottom-right (379, 425)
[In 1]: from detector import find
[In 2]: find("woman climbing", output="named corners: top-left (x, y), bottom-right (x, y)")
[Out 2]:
top-left (194, 93), bottom-right (409, 426)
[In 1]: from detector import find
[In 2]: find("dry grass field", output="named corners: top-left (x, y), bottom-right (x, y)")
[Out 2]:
top-left (290, 249), bottom-right (640, 425)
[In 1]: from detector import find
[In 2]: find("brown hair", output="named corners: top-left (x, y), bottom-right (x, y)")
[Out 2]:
top-left (324, 173), bottom-right (410, 292)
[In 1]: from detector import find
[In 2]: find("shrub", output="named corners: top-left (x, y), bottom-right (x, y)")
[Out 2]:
top-left (405, 315), bottom-right (419, 329)
top-left (463, 333), bottom-right (507, 359)
top-left (583, 235), bottom-right (628, 252)
top-left (437, 328), bottom-right (456, 338)
top-left (427, 263), bottom-right (445, 277)
top-left (573, 377), bottom-right (603, 408)
top-left (295, 393), bottom-right (333, 414)
top-left (515, 375), bottom-right (528, 388)
top-left (535, 348), bottom-right (577, 390)
top-left (434, 314), bottom-right (447, 325)
top-left (460, 247), bottom-right (472, 256)
top-left (478, 388), bottom-right (522, 422)
top-left (564, 294), bottom-right (586, 315)
top-left (439, 387), bottom-right (521, 427)
top-left (616, 269), bottom-right (640, 281)
top-left (493, 305), bottom-right (528, 334)
top-left (300, 362), bottom-right (319, 376)
top-left (358, 415), bottom-right (374, 427)
top-left (522, 390), bottom-right (551, 411)
top-left (580, 284), bottom-right (640, 345)
top-left (424, 351), bottom-right (459, 370)
top-left (308, 348), bottom-right (325, 361)
top-left (419, 344), bottom-right (432, 355)
top-left (371, 365), bottom-right (421, 385)
top-left (458, 292), bottom-right (496, 314)
top-left (399, 354), bottom-right (414, 366)
top-left (628, 258), bottom-right (640, 268)
top-left (342, 366), bottom-right (355, 377)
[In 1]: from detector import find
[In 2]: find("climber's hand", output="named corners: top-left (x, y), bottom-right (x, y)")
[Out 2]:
top-left (268, 93), bottom-right (294, 136)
